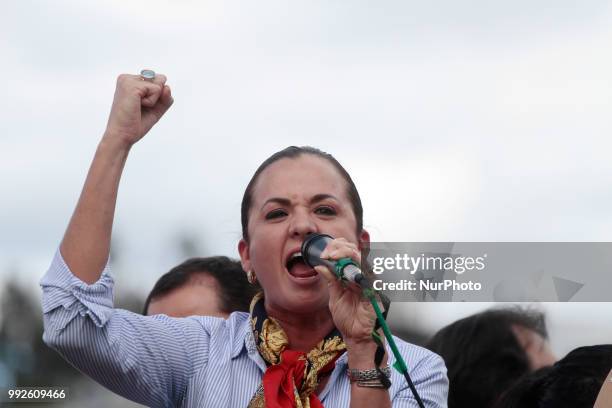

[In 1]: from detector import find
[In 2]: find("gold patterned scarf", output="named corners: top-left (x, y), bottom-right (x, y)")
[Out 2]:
top-left (247, 292), bottom-right (346, 408)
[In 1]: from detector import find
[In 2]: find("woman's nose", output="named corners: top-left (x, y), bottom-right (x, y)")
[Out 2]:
top-left (289, 211), bottom-right (318, 239)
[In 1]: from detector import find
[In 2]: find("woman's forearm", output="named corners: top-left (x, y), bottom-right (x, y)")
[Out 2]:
top-left (60, 134), bottom-right (131, 284)
top-left (59, 73), bottom-right (173, 284)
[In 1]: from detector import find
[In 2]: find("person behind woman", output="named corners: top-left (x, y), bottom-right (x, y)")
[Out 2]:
top-left (427, 307), bottom-right (555, 408)
top-left (40, 72), bottom-right (448, 407)
top-left (494, 345), bottom-right (612, 408)
top-left (143, 256), bottom-right (257, 318)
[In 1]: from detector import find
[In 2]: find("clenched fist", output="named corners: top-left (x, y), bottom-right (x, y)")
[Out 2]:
top-left (104, 73), bottom-right (173, 148)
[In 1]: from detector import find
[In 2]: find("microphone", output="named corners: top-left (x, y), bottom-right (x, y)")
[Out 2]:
top-left (301, 233), bottom-right (366, 285)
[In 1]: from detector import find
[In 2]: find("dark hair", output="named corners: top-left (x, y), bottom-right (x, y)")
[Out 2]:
top-left (426, 307), bottom-right (549, 408)
top-left (143, 256), bottom-right (258, 315)
top-left (495, 345), bottom-right (612, 408)
top-left (240, 146), bottom-right (363, 242)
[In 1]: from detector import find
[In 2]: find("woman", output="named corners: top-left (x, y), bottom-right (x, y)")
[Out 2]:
top-left (41, 72), bottom-right (448, 407)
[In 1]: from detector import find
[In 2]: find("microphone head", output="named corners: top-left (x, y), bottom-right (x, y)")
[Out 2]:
top-left (301, 233), bottom-right (334, 268)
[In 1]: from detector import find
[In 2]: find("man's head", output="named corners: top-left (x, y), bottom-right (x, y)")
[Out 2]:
top-left (143, 256), bottom-right (258, 318)
top-left (427, 307), bottom-right (556, 408)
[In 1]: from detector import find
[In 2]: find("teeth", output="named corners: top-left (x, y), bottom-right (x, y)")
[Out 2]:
top-left (290, 252), bottom-right (302, 259)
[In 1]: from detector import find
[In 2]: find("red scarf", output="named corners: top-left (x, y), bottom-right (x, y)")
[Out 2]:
top-left (247, 293), bottom-right (346, 408)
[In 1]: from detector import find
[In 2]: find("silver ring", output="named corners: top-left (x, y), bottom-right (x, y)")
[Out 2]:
top-left (140, 69), bottom-right (156, 82)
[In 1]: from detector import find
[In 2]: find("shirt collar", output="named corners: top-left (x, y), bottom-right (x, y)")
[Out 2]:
top-left (229, 312), bottom-right (351, 367)
top-left (231, 312), bottom-right (253, 359)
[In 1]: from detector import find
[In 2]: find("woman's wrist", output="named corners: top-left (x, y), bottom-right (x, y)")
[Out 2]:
top-left (100, 130), bottom-right (134, 154)
top-left (345, 338), bottom-right (388, 369)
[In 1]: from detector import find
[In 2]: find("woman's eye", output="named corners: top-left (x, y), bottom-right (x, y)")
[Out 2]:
top-left (265, 209), bottom-right (287, 220)
top-left (315, 206), bottom-right (336, 216)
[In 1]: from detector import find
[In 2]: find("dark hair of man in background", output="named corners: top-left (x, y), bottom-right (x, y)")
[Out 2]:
top-left (494, 344), bottom-right (612, 408)
top-left (427, 308), bottom-right (555, 408)
top-left (143, 256), bottom-right (258, 316)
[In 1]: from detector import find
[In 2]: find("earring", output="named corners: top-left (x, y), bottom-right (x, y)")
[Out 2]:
top-left (247, 270), bottom-right (257, 284)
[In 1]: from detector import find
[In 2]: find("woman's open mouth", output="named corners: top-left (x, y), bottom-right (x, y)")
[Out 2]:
top-left (286, 252), bottom-right (318, 279)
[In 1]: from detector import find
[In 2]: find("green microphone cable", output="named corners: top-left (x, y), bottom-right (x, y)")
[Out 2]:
top-left (364, 288), bottom-right (426, 408)
top-left (301, 234), bottom-right (426, 407)
top-left (333, 260), bottom-right (426, 408)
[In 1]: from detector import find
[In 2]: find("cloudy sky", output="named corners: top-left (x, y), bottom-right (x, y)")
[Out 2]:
top-left (2, 0), bottom-right (612, 354)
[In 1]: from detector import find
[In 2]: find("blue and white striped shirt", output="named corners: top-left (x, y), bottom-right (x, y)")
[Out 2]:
top-left (40, 250), bottom-right (448, 407)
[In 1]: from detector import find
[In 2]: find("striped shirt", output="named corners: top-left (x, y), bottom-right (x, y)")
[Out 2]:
top-left (40, 250), bottom-right (449, 407)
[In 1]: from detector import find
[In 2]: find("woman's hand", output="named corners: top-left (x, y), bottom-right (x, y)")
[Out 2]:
top-left (104, 73), bottom-right (173, 149)
top-left (314, 238), bottom-right (378, 346)
top-left (315, 238), bottom-right (391, 408)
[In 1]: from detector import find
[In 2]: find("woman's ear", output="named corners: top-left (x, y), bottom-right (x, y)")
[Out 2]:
top-left (238, 239), bottom-right (251, 273)
top-left (359, 228), bottom-right (370, 249)
top-left (359, 228), bottom-right (371, 261)
top-left (358, 229), bottom-right (372, 274)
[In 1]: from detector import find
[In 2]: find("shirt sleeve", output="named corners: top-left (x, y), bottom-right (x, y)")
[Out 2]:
top-left (391, 344), bottom-right (449, 408)
top-left (40, 249), bottom-right (211, 408)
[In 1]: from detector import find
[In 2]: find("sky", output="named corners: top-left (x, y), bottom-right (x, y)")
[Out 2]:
top-left (1, 0), bottom-right (612, 355)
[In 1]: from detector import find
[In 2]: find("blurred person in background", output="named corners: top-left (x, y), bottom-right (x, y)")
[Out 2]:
top-left (494, 344), bottom-right (612, 408)
top-left (427, 307), bottom-right (556, 408)
top-left (143, 256), bottom-right (258, 318)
